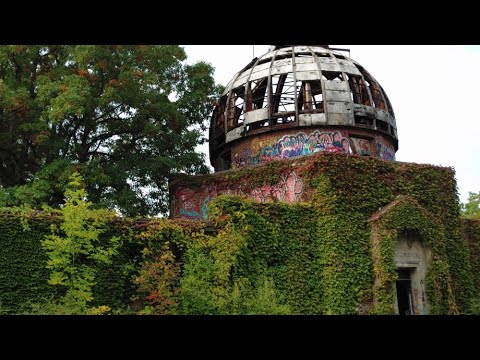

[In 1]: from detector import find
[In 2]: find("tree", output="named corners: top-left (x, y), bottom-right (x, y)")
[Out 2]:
top-left (461, 191), bottom-right (480, 219)
top-left (0, 45), bottom-right (220, 216)
top-left (42, 172), bottom-right (121, 313)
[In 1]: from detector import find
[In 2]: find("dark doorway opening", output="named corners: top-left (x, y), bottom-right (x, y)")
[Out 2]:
top-left (396, 268), bottom-right (414, 315)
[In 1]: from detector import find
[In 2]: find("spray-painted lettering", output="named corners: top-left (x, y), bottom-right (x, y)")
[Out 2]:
top-left (234, 131), bottom-right (350, 168)
top-left (173, 172), bottom-right (304, 220)
top-left (376, 141), bottom-right (395, 161)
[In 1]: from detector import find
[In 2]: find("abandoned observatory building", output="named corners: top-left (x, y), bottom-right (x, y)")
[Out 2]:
top-left (170, 45), bottom-right (479, 315)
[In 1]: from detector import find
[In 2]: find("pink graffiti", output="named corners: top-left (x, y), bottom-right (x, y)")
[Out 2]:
top-left (173, 172), bottom-right (304, 220)
top-left (246, 172), bottom-right (303, 204)
top-left (284, 172), bottom-right (303, 202)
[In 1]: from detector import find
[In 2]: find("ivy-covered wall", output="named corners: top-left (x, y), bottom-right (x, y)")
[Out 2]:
top-left (184, 198), bottom-right (321, 314)
top-left (170, 153), bottom-right (477, 314)
top-left (463, 219), bottom-right (480, 299)
top-left (0, 211), bottom-right (140, 313)
top-left (368, 196), bottom-right (457, 314)
top-left (1, 153), bottom-right (478, 314)
top-left (0, 211), bottom-right (55, 313)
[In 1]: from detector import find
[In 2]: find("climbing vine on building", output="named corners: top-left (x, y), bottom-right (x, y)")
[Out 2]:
top-left (369, 196), bottom-right (457, 314)
top-left (1, 153), bottom-right (478, 314)
top-left (170, 154), bottom-right (476, 314)
top-left (41, 172), bottom-right (123, 314)
top-left (0, 208), bottom-right (139, 314)
top-left (462, 218), bottom-right (480, 313)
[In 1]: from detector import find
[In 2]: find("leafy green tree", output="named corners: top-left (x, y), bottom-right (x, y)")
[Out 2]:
top-left (0, 45), bottom-right (220, 216)
top-left (461, 191), bottom-right (480, 219)
top-left (41, 172), bottom-right (121, 313)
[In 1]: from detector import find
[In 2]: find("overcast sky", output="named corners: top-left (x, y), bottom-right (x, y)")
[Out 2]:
top-left (183, 45), bottom-right (480, 204)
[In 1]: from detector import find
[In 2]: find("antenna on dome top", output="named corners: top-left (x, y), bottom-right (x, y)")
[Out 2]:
top-left (252, 45), bottom-right (255, 59)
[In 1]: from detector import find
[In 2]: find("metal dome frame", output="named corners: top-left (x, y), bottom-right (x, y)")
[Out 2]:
top-left (209, 45), bottom-right (398, 170)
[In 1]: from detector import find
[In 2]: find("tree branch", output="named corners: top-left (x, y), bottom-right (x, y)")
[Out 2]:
top-left (93, 104), bottom-right (124, 122)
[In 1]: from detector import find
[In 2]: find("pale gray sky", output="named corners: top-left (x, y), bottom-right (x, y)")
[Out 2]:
top-left (184, 45), bottom-right (480, 204)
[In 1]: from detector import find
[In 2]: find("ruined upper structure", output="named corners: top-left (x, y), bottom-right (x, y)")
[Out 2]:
top-left (209, 45), bottom-right (398, 171)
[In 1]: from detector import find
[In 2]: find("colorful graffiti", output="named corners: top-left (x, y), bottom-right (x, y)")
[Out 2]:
top-left (376, 140), bottom-right (395, 161)
top-left (173, 172), bottom-right (304, 220)
top-left (250, 171), bottom-right (304, 203)
top-left (175, 190), bottom-right (201, 220)
top-left (350, 137), bottom-right (371, 156)
top-left (233, 131), bottom-right (350, 168)
top-left (233, 149), bottom-right (261, 169)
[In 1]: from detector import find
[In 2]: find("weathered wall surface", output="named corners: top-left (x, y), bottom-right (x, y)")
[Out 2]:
top-left (394, 235), bottom-right (432, 315)
top-left (230, 127), bottom-right (395, 169)
top-left (172, 137), bottom-right (393, 223)
top-left (171, 171), bottom-right (305, 220)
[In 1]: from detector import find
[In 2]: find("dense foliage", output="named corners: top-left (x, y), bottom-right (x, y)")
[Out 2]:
top-left (0, 45), bottom-right (220, 216)
top-left (178, 198), bottom-right (305, 315)
top-left (133, 219), bottom-right (195, 315)
top-left (0, 209), bottom-right (138, 314)
top-left (1, 153), bottom-right (478, 314)
top-left (462, 218), bottom-right (480, 313)
top-left (461, 191), bottom-right (480, 219)
top-left (168, 153), bottom-right (476, 314)
top-left (0, 209), bottom-right (55, 313)
top-left (41, 172), bottom-right (122, 313)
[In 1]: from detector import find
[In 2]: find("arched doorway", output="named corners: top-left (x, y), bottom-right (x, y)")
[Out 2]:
top-left (393, 230), bottom-right (432, 315)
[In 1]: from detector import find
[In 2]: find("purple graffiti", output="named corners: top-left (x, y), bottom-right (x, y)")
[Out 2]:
top-left (234, 131), bottom-right (350, 168)
top-left (233, 149), bottom-right (261, 169)
top-left (376, 142), bottom-right (395, 161)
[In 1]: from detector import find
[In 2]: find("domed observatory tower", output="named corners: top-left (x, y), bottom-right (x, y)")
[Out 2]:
top-left (209, 45), bottom-right (397, 171)
top-left (170, 46), bottom-right (475, 315)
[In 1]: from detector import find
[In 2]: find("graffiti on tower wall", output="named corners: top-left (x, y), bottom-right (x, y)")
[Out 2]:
top-left (350, 137), bottom-right (372, 156)
top-left (172, 172), bottom-right (304, 221)
top-left (233, 131), bottom-right (350, 168)
top-left (375, 136), bottom-right (395, 161)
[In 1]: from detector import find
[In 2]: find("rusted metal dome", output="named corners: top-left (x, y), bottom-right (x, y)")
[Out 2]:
top-left (209, 45), bottom-right (398, 171)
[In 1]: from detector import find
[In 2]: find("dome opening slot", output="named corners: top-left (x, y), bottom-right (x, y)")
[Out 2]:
top-left (381, 87), bottom-right (395, 118)
top-left (356, 65), bottom-right (386, 110)
top-left (212, 95), bottom-right (227, 137)
top-left (227, 86), bottom-right (246, 131)
top-left (247, 77), bottom-right (269, 111)
top-left (347, 73), bottom-right (372, 107)
top-left (298, 80), bottom-right (324, 113)
top-left (354, 115), bottom-right (374, 128)
top-left (322, 72), bottom-right (344, 81)
top-left (376, 119), bottom-right (390, 133)
top-left (271, 73), bottom-right (297, 125)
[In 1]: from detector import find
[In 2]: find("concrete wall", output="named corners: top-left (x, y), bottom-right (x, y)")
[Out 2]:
top-left (230, 126), bottom-right (396, 169)
top-left (394, 233), bottom-right (432, 315)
